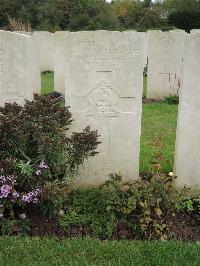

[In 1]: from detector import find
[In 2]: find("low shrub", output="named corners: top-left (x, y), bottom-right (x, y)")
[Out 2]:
top-left (176, 196), bottom-right (200, 220)
top-left (0, 95), bottom-right (100, 180)
top-left (163, 95), bottom-right (179, 105)
top-left (58, 173), bottom-right (182, 240)
top-left (0, 95), bottom-right (100, 232)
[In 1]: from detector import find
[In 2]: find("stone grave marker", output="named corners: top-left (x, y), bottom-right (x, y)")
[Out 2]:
top-left (54, 31), bottom-right (70, 94)
top-left (147, 30), bottom-right (187, 99)
top-left (65, 31), bottom-right (144, 186)
top-left (33, 31), bottom-right (55, 72)
top-left (0, 31), bottom-right (35, 106)
top-left (174, 33), bottom-right (200, 187)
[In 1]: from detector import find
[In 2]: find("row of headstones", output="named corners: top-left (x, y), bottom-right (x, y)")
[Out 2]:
top-left (15, 29), bottom-right (200, 100)
top-left (0, 30), bottom-right (200, 187)
top-left (147, 29), bottom-right (200, 99)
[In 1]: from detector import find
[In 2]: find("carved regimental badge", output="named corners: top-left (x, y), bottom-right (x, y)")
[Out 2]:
top-left (86, 80), bottom-right (120, 117)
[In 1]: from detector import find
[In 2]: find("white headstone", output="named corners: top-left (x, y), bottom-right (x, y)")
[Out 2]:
top-left (174, 33), bottom-right (200, 187)
top-left (147, 30), bottom-right (187, 99)
top-left (33, 31), bottom-right (55, 72)
top-left (170, 29), bottom-right (186, 32)
top-left (54, 31), bottom-right (70, 94)
top-left (125, 30), bottom-right (148, 68)
top-left (30, 35), bottom-right (41, 94)
top-left (14, 31), bottom-right (41, 94)
top-left (65, 31), bottom-right (144, 186)
top-left (14, 31), bottom-right (32, 36)
top-left (190, 29), bottom-right (200, 34)
top-left (0, 31), bottom-right (35, 106)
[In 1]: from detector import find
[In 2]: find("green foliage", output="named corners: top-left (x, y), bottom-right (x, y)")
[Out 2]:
top-left (0, 95), bottom-right (100, 230)
top-left (40, 180), bottom-right (72, 219)
top-left (1, 0), bottom-right (198, 31)
top-left (0, 219), bottom-right (30, 236)
top-left (0, 95), bottom-right (100, 181)
top-left (68, 0), bottom-right (120, 31)
top-left (163, 95), bottom-right (179, 105)
top-left (112, 0), bottom-right (167, 30)
top-left (163, 0), bottom-right (200, 32)
top-left (59, 185), bottom-right (117, 239)
top-left (169, 11), bottom-right (200, 32)
top-left (58, 173), bottom-right (183, 240)
top-left (176, 197), bottom-right (200, 220)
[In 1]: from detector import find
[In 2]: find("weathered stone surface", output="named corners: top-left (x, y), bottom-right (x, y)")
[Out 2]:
top-left (147, 30), bottom-right (187, 99)
top-left (191, 29), bottom-right (200, 33)
top-left (65, 31), bottom-right (144, 186)
top-left (174, 33), bottom-right (200, 187)
top-left (14, 31), bottom-right (32, 36)
top-left (0, 31), bottom-right (35, 106)
top-left (14, 31), bottom-right (41, 93)
top-left (33, 31), bottom-right (55, 72)
top-left (54, 31), bottom-right (70, 93)
top-left (125, 31), bottom-right (147, 68)
top-left (30, 35), bottom-right (41, 94)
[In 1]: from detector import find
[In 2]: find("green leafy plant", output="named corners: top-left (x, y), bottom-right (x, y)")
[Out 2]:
top-left (176, 197), bottom-right (200, 220)
top-left (0, 95), bottom-right (100, 227)
top-left (0, 218), bottom-right (30, 236)
top-left (58, 184), bottom-right (117, 239)
top-left (58, 173), bottom-right (180, 240)
top-left (163, 95), bottom-right (179, 105)
top-left (0, 95), bottom-right (100, 181)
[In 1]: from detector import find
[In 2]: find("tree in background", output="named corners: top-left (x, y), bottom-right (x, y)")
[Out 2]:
top-left (163, 0), bottom-right (200, 32)
top-left (68, 0), bottom-right (119, 30)
top-left (0, 0), bottom-right (199, 32)
top-left (36, 0), bottom-right (71, 31)
top-left (0, 0), bottom-right (119, 31)
top-left (112, 0), bottom-right (167, 30)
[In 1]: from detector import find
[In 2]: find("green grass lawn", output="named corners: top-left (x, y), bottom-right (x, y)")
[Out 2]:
top-left (0, 237), bottom-right (199, 266)
top-left (140, 103), bottom-right (178, 173)
top-left (41, 71), bottom-right (54, 95)
top-left (41, 72), bottom-right (178, 174)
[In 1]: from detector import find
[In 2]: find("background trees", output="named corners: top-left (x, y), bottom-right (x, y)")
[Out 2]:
top-left (0, 0), bottom-right (199, 31)
top-left (164, 0), bottom-right (200, 32)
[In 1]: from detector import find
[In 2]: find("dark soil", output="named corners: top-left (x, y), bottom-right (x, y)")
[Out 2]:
top-left (165, 213), bottom-right (200, 242)
top-left (28, 211), bottom-right (200, 241)
top-left (142, 98), bottom-right (162, 104)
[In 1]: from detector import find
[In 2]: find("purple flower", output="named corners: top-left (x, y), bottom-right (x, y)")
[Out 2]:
top-left (11, 191), bottom-right (20, 202)
top-left (0, 185), bottom-right (12, 198)
top-left (19, 213), bottom-right (26, 219)
top-left (22, 188), bottom-right (42, 204)
top-left (12, 191), bottom-right (20, 199)
top-left (36, 170), bottom-right (42, 176)
top-left (39, 162), bottom-right (49, 169)
top-left (0, 175), bottom-right (16, 186)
